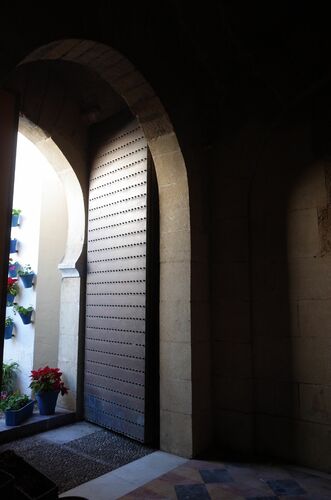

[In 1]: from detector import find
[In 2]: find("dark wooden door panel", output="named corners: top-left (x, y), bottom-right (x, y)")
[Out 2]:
top-left (85, 346), bottom-right (145, 371)
top-left (85, 115), bottom-right (158, 443)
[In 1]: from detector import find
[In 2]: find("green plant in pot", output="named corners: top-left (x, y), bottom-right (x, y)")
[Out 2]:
top-left (13, 304), bottom-right (33, 325)
top-left (17, 264), bottom-right (35, 288)
top-left (30, 366), bottom-right (69, 415)
top-left (4, 317), bottom-right (14, 339)
top-left (1, 361), bottom-right (19, 396)
top-left (11, 208), bottom-right (21, 227)
top-left (0, 392), bottom-right (34, 426)
top-left (0, 392), bottom-right (29, 411)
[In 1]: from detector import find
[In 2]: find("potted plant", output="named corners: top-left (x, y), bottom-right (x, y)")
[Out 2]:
top-left (8, 258), bottom-right (20, 278)
top-left (7, 277), bottom-right (19, 306)
top-left (17, 264), bottom-right (34, 288)
top-left (11, 208), bottom-right (21, 227)
top-left (29, 366), bottom-right (69, 415)
top-left (0, 392), bottom-right (34, 426)
top-left (1, 361), bottom-right (19, 397)
top-left (4, 317), bottom-right (14, 339)
top-left (13, 304), bottom-right (33, 325)
top-left (9, 238), bottom-right (18, 253)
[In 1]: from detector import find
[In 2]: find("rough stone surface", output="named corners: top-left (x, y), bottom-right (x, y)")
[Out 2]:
top-left (0, 427), bottom-right (154, 493)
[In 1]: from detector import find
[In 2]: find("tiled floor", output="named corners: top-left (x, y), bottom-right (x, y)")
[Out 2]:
top-left (61, 450), bottom-right (331, 499)
top-left (118, 459), bottom-right (331, 499)
top-left (60, 452), bottom-right (187, 499)
top-left (3, 421), bottom-right (331, 499)
top-left (117, 460), bottom-right (331, 500)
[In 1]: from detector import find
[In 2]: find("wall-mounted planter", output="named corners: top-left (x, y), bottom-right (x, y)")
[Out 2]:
top-left (6, 294), bottom-right (15, 306)
top-left (8, 261), bottom-right (20, 278)
top-left (20, 273), bottom-right (34, 288)
top-left (14, 304), bottom-right (34, 325)
top-left (9, 239), bottom-right (18, 253)
top-left (11, 214), bottom-right (20, 227)
top-left (4, 400), bottom-right (34, 426)
top-left (18, 310), bottom-right (33, 325)
top-left (4, 323), bottom-right (14, 339)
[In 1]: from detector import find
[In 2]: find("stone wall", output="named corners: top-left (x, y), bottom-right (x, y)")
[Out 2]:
top-left (210, 124), bottom-right (257, 454)
top-left (211, 106), bottom-right (331, 471)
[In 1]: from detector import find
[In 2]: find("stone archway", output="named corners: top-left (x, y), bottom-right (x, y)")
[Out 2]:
top-left (19, 40), bottom-right (193, 457)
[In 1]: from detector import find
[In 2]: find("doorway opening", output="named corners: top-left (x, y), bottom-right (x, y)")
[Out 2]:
top-left (1, 38), bottom-right (192, 457)
top-left (1, 119), bottom-right (85, 432)
top-left (3, 131), bottom-right (67, 394)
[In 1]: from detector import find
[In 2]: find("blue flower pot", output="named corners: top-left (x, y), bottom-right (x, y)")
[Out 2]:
top-left (4, 323), bottom-right (14, 339)
top-left (9, 239), bottom-right (17, 253)
top-left (20, 273), bottom-right (34, 288)
top-left (8, 262), bottom-right (20, 277)
top-left (6, 294), bottom-right (15, 306)
top-left (36, 391), bottom-right (59, 415)
top-left (11, 214), bottom-right (20, 227)
top-left (5, 400), bottom-right (34, 426)
top-left (19, 311), bottom-right (33, 325)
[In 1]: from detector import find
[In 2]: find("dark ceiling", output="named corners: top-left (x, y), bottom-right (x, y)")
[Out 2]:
top-left (5, 60), bottom-right (127, 125)
top-left (1, 2), bottom-right (331, 145)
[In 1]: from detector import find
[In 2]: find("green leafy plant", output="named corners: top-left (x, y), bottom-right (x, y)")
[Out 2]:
top-left (17, 264), bottom-right (33, 276)
top-left (13, 305), bottom-right (33, 315)
top-left (1, 361), bottom-right (19, 395)
top-left (5, 317), bottom-right (14, 327)
top-left (12, 209), bottom-right (21, 216)
top-left (0, 392), bottom-right (31, 412)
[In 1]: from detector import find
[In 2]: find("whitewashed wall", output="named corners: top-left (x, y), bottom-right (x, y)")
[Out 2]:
top-left (3, 133), bottom-right (67, 396)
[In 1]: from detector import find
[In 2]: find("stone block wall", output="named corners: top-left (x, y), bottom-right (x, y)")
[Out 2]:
top-left (210, 125), bottom-right (257, 455)
top-left (211, 110), bottom-right (331, 472)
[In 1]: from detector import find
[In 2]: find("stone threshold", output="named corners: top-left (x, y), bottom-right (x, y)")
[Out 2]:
top-left (0, 409), bottom-right (76, 444)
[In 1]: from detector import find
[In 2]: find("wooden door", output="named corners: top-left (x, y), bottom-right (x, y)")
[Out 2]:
top-left (84, 113), bottom-right (159, 444)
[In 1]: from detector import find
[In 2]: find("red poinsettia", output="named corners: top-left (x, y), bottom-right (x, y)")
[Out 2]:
top-left (29, 366), bottom-right (69, 396)
top-left (7, 277), bottom-right (19, 296)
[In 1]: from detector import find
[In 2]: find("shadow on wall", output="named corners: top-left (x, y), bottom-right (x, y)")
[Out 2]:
top-left (250, 93), bottom-right (331, 472)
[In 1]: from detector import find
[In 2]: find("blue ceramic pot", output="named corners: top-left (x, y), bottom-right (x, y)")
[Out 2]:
top-left (5, 400), bottom-right (34, 426)
top-left (6, 293), bottom-right (15, 306)
top-left (19, 310), bottom-right (33, 325)
top-left (20, 273), bottom-right (34, 288)
top-left (11, 214), bottom-right (20, 227)
top-left (9, 239), bottom-right (17, 253)
top-left (36, 391), bottom-right (59, 415)
top-left (8, 262), bottom-right (20, 277)
top-left (4, 323), bottom-right (14, 339)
